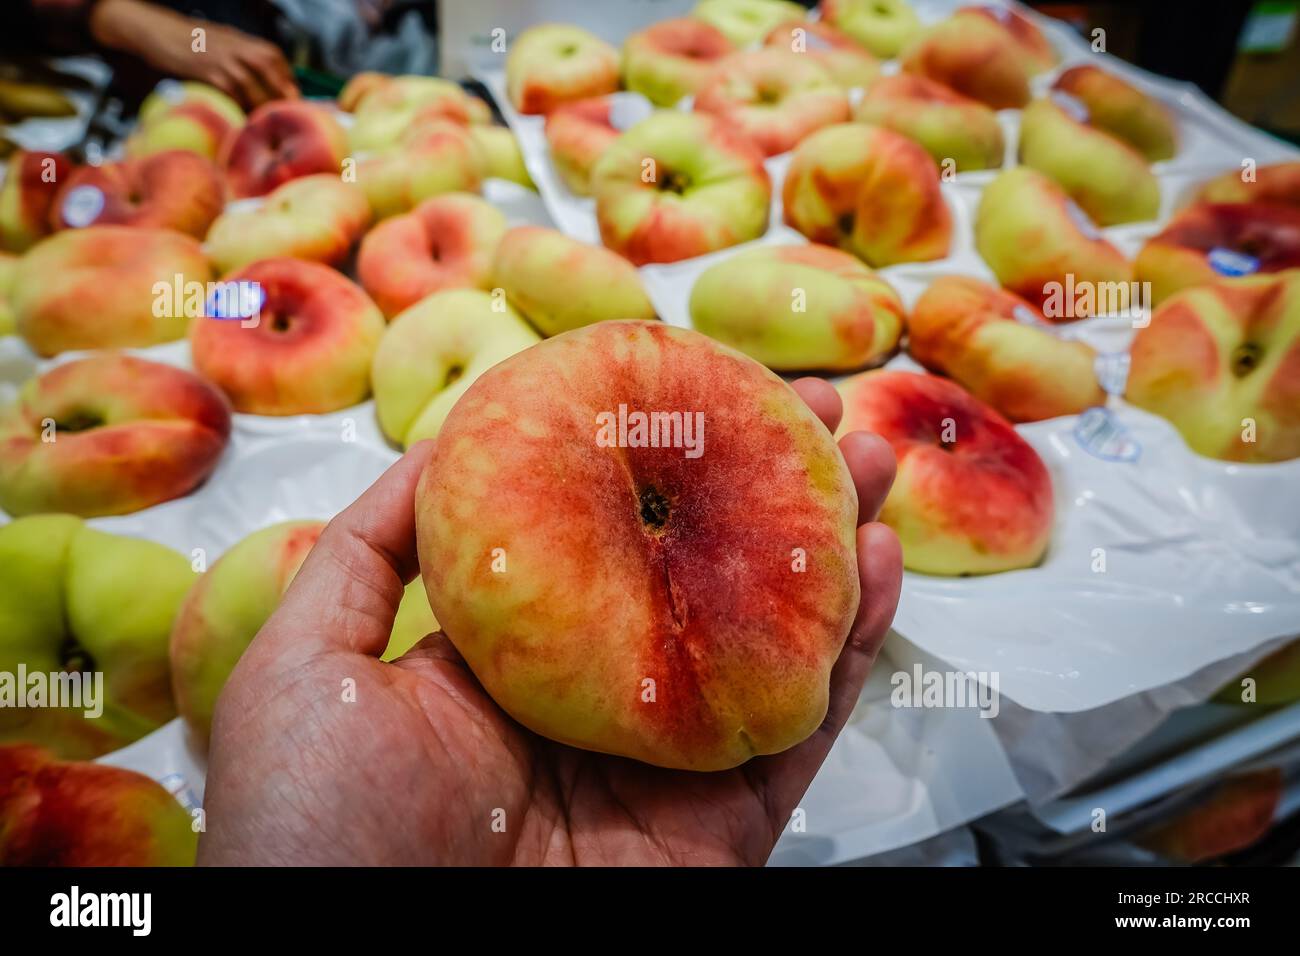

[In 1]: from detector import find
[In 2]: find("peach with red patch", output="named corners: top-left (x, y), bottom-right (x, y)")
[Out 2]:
top-left (506, 24), bottom-right (620, 115)
top-left (50, 150), bottom-right (225, 238)
top-left (415, 320), bottom-right (859, 770)
top-left (622, 18), bottom-right (735, 107)
top-left (544, 96), bottom-right (620, 196)
top-left (961, 4), bottom-right (1056, 73)
top-left (909, 276), bottom-right (1105, 422)
top-left (220, 101), bottom-right (348, 199)
top-left (838, 369), bottom-right (1054, 575)
top-left (11, 225), bottom-right (213, 357)
top-left (590, 111), bottom-right (771, 265)
top-left (191, 257), bottom-right (385, 415)
top-left (0, 353), bottom-right (231, 517)
top-left (1135, 201), bottom-right (1300, 306)
top-left (900, 7), bottom-right (1048, 109)
top-left (1140, 769), bottom-right (1282, 863)
top-left (855, 74), bottom-right (1004, 172)
top-left (358, 192), bottom-right (506, 318)
top-left (783, 123), bottom-right (952, 267)
top-left (1194, 162), bottom-right (1300, 209)
top-left (0, 151), bottom-right (71, 253)
top-left (1126, 271), bottom-right (1300, 463)
top-left (762, 19), bottom-right (880, 89)
top-left (0, 745), bottom-right (197, 866)
top-left (1052, 65), bottom-right (1178, 162)
top-left (694, 49), bottom-right (850, 157)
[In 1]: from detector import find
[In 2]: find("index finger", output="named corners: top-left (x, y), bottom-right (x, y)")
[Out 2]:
top-left (257, 441), bottom-right (435, 659)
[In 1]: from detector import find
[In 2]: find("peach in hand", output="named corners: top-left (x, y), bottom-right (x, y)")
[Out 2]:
top-left (415, 320), bottom-right (860, 770)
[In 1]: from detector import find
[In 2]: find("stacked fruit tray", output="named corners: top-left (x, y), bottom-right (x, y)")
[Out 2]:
top-left (0, 0), bottom-right (1298, 867)
top-left (477, 3), bottom-right (1300, 717)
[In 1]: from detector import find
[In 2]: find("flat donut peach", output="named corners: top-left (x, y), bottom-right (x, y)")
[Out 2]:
top-left (0, 354), bottom-right (231, 517)
top-left (545, 96), bottom-right (620, 196)
top-left (49, 150), bottom-right (225, 238)
top-left (357, 193), bottom-right (506, 318)
top-left (838, 369), bottom-right (1054, 575)
top-left (191, 257), bottom-right (385, 415)
top-left (693, 49), bottom-right (850, 157)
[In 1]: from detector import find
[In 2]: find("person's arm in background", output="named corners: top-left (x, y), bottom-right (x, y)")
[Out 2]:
top-left (88, 0), bottom-right (297, 107)
top-left (6, 0), bottom-right (298, 108)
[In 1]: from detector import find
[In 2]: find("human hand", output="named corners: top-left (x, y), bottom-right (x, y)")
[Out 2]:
top-left (91, 0), bottom-right (298, 109)
top-left (198, 378), bottom-right (903, 866)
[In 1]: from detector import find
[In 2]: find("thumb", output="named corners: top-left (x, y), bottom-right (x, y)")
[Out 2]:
top-left (258, 441), bottom-right (436, 658)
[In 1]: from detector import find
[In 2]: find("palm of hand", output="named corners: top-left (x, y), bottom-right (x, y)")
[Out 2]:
top-left (199, 381), bottom-right (901, 867)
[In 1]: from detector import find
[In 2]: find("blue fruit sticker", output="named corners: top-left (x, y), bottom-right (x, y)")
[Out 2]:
top-left (1207, 247), bottom-right (1260, 277)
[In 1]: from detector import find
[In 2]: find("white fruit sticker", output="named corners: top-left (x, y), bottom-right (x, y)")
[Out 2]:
top-left (1050, 90), bottom-right (1091, 124)
top-left (608, 95), bottom-right (653, 132)
top-left (1207, 246), bottom-right (1261, 277)
top-left (156, 78), bottom-right (186, 104)
top-left (1093, 351), bottom-right (1131, 395)
top-left (1073, 406), bottom-right (1140, 462)
top-left (60, 185), bottom-right (104, 228)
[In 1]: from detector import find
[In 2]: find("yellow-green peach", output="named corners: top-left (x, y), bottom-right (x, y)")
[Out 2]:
top-left (622, 18), bottom-right (734, 108)
top-left (492, 225), bottom-right (656, 336)
top-left (691, 0), bottom-right (807, 48)
top-left (205, 174), bottom-right (371, 274)
top-left (974, 167), bottom-right (1132, 316)
top-left (689, 243), bottom-right (903, 371)
top-left (506, 24), bottom-right (620, 115)
top-left (854, 74), bottom-right (1004, 172)
top-left (0, 516), bottom-right (197, 759)
top-left (1019, 95), bottom-right (1160, 227)
top-left (821, 0), bottom-right (921, 58)
top-left (371, 288), bottom-right (540, 446)
top-left (1053, 65), bottom-right (1177, 162)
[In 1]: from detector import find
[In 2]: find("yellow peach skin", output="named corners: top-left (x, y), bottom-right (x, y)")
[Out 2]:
top-left (689, 243), bottom-right (904, 371)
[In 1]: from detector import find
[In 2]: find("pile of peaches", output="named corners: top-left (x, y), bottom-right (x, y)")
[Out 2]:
top-left (2, 0), bottom-right (1300, 857)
